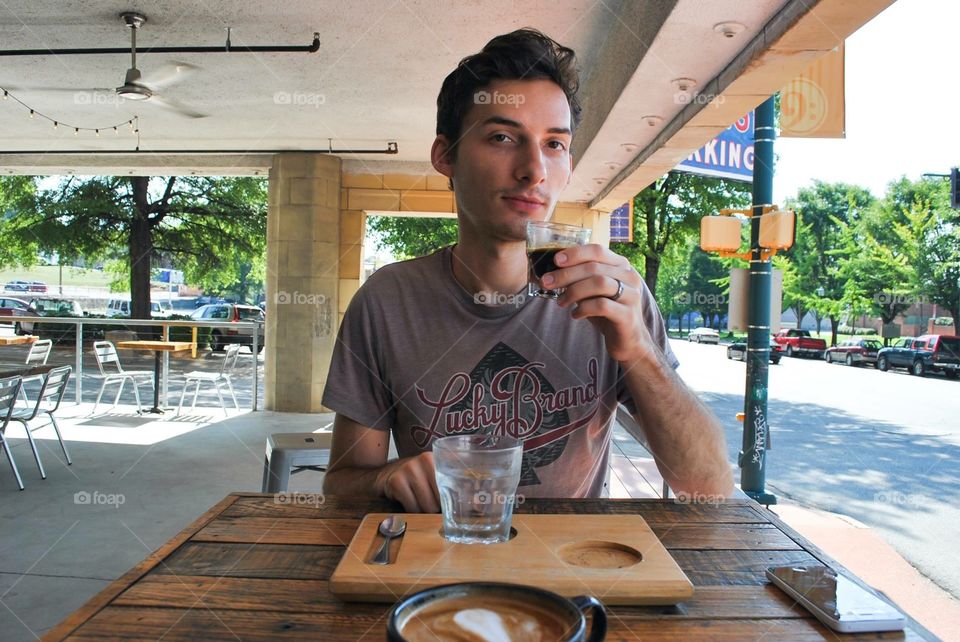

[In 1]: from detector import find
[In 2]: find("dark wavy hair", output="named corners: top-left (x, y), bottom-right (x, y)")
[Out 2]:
top-left (436, 28), bottom-right (582, 162)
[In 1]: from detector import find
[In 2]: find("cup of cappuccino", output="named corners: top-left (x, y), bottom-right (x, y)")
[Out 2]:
top-left (387, 581), bottom-right (607, 642)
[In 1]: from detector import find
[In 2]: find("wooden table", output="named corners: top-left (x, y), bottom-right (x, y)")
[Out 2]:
top-left (44, 495), bottom-right (934, 641)
top-left (115, 340), bottom-right (194, 414)
top-left (0, 334), bottom-right (37, 346)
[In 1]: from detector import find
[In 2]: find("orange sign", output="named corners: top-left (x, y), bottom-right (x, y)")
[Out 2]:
top-left (780, 44), bottom-right (845, 138)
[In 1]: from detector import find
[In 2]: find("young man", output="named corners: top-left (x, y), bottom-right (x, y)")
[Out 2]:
top-left (322, 29), bottom-right (733, 512)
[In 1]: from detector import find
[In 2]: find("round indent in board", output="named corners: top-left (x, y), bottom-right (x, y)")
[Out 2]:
top-left (557, 540), bottom-right (643, 569)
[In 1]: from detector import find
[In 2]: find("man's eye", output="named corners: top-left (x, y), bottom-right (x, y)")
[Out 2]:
top-left (548, 140), bottom-right (567, 151)
top-left (491, 133), bottom-right (513, 143)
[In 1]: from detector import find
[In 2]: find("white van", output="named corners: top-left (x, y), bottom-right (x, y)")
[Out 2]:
top-left (106, 298), bottom-right (173, 318)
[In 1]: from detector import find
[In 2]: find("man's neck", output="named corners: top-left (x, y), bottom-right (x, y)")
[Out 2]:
top-left (450, 238), bottom-right (529, 299)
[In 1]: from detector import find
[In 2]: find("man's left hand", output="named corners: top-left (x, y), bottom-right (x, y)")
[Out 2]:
top-left (540, 244), bottom-right (656, 363)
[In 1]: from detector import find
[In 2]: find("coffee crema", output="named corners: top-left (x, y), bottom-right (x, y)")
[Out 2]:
top-left (399, 596), bottom-right (571, 642)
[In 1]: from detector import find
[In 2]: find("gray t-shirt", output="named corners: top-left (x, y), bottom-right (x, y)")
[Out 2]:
top-left (322, 246), bottom-right (678, 498)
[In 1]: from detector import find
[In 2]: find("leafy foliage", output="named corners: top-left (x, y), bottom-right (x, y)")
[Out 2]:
top-left (366, 215), bottom-right (458, 260)
top-left (611, 171), bottom-right (750, 295)
top-left (1, 176), bottom-right (266, 317)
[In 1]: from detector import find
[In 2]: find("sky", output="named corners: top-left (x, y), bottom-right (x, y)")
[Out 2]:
top-left (772, 0), bottom-right (960, 202)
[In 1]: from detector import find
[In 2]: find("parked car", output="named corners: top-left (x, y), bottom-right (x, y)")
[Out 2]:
top-left (3, 279), bottom-right (31, 292)
top-left (28, 296), bottom-right (83, 316)
top-left (106, 297), bottom-right (174, 319)
top-left (824, 338), bottom-right (883, 367)
top-left (191, 303), bottom-right (265, 352)
top-left (24, 297), bottom-right (85, 343)
top-left (773, 329), bottom-right (827, 359)
top-left (727, 338), bottom-right (782, 364)
top-left (0, 296), bottom-right (39, 334)
top-left (688, 327), bottom-right (720, 344)
top-left (28, 281), bottom-right (48, 293)
top-left (878, 334), bottom-right (960, 378)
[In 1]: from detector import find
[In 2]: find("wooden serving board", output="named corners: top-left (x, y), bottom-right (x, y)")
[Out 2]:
top-left (329, 513), bottom-right (693, 605)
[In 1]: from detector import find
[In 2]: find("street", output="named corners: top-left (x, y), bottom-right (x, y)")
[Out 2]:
top-left (671, 338), bottom-right (960, 600)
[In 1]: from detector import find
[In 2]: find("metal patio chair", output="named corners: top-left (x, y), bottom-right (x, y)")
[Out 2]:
top-left (177, 343), bottom-right (241, 416)
top-left (18, 338), bottom-right (53, 404)
top-left (91, 341), bottom-right (153, 415)
top-left (0, 376), bottom-right (26, 490)
top-left (10, 366), bottom-right (73, 472)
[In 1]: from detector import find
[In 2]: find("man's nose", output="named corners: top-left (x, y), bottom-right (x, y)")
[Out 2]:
top-left (514, 141), bottom-right (547, 185)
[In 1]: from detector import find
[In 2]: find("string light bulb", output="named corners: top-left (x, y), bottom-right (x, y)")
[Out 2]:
top-left (53, 121), bottom-right (58, 130)
top-left (74, 128), bottom-right (79, 136)
top-left (29, 109), bottom-right (35, 119)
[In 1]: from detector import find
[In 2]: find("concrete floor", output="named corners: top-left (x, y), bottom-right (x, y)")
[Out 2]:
top-left (0, 405), bottom-right (332, 641)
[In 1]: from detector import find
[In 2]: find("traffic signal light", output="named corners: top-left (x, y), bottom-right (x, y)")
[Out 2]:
top-left (951, 167), bottom-right (959, 209)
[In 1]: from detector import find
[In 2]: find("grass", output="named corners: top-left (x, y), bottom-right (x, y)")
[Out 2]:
top-left (0, 265), bottom-right (112, 288)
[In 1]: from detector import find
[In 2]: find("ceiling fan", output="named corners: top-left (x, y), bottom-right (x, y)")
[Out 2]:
top-left (7, 12), bottom-right (207, 118)
top-left (108, 12), bottom-right (206, 118)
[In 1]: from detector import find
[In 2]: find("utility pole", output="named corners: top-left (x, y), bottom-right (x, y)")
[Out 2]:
top-left (740, 96), bottom-right (777, 505)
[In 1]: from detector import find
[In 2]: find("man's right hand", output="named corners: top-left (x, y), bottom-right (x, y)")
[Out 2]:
top-left (376, 452), bottom-right (441, 513)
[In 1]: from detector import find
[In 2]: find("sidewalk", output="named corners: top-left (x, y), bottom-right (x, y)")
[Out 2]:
top-left (609, 425), bottom-right (959, 640)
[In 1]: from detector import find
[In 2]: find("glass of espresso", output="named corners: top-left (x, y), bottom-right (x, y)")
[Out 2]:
top-left (526, 221), bottom-right (592, 299)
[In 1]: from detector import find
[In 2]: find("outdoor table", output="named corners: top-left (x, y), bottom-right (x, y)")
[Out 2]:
top-left (0, 364), bottom-right (53, 380)
top-left (0, 335), bottom-right (37, 346)
top-left (115, 340), bottom-right (194, 414)
top-left (43, 494), bottom-right (934, 640)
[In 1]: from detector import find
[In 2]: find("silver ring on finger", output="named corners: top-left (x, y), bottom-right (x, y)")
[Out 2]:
top-left (609, 278), bottom-right (624, 302)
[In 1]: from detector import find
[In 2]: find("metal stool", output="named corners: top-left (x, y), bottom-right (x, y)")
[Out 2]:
top-left (261, 432), bottom-right (332, 493)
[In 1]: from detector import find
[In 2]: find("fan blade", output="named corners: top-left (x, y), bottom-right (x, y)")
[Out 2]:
top-left (148, 94), bottom-right (207, 119)
top-left (140, 61), bottom-right (199, 90)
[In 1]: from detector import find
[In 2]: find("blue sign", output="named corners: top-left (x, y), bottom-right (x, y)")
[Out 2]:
top-left (675, 112), bottom-right (754, 182)
top-left (610, 201), bottom-right (633, 243)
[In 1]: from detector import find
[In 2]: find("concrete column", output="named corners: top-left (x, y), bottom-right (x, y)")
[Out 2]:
top-left (265, 153), bottom-right (342, 412)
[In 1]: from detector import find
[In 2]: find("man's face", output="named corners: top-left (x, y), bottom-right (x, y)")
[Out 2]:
top-left (433, 78), bottom-right (574, 242)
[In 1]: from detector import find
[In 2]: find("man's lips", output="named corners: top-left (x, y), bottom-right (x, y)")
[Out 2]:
top-left (503, 195), bottom-right (545, 210)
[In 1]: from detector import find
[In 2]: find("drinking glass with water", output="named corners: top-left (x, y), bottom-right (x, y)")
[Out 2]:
top-left (433, 435), bottom-right (523, 544)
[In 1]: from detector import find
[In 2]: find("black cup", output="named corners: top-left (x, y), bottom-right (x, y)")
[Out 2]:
top-left (387, 581), bottom-right (606, 641)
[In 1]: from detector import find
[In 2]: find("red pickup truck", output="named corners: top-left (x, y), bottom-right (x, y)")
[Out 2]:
top-left (773, 329), bottom-right (827, 359)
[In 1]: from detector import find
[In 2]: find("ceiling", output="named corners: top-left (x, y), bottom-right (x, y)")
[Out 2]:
top-left (0, 0), bottom-right (895, 203)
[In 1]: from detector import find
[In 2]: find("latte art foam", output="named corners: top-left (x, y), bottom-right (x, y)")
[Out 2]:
top-left (400, 597), bottom-right (569, 641)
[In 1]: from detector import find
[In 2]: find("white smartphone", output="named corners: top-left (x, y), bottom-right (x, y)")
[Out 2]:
top-left (766, 565), bottom-right (906, 633)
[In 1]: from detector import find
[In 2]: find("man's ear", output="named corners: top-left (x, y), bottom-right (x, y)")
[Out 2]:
top-left (431, 135), bottom-right (455, 180)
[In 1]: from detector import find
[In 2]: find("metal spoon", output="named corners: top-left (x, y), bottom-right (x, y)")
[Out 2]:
top-left (371, 516), bottom-right (407, 565)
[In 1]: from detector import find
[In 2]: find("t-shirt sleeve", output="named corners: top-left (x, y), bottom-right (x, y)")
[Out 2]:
top-left (321, 285), bottom-right (395, 431)
top-left (616, 279), bottom-right (679, 414)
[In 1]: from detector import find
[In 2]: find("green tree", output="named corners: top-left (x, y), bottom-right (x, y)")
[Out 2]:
top-left (784, 181), bottom-right (874, 346)
top-left (2, 176), bottom-right (266, 318)
top-left (0, 176), bottom-right (39, 267)
top-left (366, 215), bottom-right (458, 260)
top-left (611, 171), bottom-right (750, 295)
top-left (684, 248), bottom-right (728, 328)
